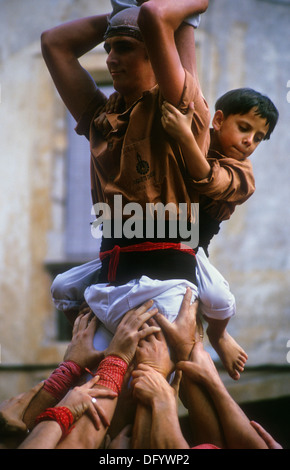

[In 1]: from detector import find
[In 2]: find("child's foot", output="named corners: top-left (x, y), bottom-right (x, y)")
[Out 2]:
top-left (207, 329), bottom-right (248, 380)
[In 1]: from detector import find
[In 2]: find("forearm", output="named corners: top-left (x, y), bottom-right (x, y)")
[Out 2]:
top-left (151, 397), bottom-right (189, 449)
top-left (23, 389), bottom-right (60, 430)
top-left (205, 378), bottom-right (268, 449)
top-left (179, 132), bottom-right (211, 180)
top-left (131, 403), bottom-right (152, 449)
top-left (23, 361), bottom-right (84, 429)
top-left (41, 15), bottom-right (109, 59)
top-left (19, 421), bottom-right (62, 449)
top-left (139, 0), bottom-right (208, 32)
top-left (180, 376), bottom-right (225, 448)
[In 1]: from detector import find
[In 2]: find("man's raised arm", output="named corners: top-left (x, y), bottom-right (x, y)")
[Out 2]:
top-left (137, 0), bottom-right (208, 106)
top-left (41, 14), bottom-right (109, 122)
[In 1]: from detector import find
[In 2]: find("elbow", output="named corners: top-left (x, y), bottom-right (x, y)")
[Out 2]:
top-left (138, 2), bottom-right (165, 35)
top-left (40, 29), bottom-right (54, 57)
top-left (196, 0), bottom-right (209, 14)
top-left (200, 1), bottom-right (209, 13)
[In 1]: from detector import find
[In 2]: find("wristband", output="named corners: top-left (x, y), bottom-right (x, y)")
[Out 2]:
top-left (35, 407), bottom-right (74, 439)
top-left (92, 355), bottom-right (128, 394)
top-left (43, 361), bottom-right (83, 401)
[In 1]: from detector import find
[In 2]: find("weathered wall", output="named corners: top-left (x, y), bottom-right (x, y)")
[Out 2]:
top-left (0, 0), bottom-right (112, 399)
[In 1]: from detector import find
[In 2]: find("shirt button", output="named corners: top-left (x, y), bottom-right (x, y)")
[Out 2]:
top-left (107, 141), bottom-right (114, 150)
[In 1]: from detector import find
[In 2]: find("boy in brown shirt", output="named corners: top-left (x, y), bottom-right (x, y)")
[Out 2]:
top-left (161, 87), bottom-right (279, 379)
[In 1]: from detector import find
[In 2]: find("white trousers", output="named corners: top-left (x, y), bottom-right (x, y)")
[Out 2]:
top-left (51, 249), bottom-right (235, 350)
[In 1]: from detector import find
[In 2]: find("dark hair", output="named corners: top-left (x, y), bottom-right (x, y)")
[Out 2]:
top-left (215, 88), bottom-right (279, 140)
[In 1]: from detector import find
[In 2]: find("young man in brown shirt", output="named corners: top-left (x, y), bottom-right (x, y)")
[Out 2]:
top-left (42, 0), bottom-right (210, 448)
top-left (45, 6), bottom-right (210, 320)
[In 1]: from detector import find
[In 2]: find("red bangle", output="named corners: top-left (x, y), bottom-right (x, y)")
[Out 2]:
top-left (43, 361), bottom-right (83, 401)
top-left (94, 355), bottom-right (128, 394)
top-left (35, 407), bottom-right (74, 439)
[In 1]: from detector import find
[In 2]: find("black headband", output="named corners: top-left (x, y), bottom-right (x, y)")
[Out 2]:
top-left (104, 25), bottom-right (143, 42)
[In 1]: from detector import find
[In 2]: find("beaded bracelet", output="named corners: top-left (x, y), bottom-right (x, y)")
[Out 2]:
top-left (35, 407), bottom-right (74, 439)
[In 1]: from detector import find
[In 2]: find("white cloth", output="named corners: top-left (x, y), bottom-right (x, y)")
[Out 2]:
top-left (110, 0), bottom-right (201, 28)
top-left (51, 249), bottom-right (235, 323)
top-left (85, 275), bottom-right (198, 334)
top-left (196, 248), bottom-right (236, 320)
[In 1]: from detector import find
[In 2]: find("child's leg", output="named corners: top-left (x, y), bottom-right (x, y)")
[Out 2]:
top-left (51, 257), bottom-right (102, 324)
top-left (196, 248), bottom-right (248, 380)
top-left (203, 315), bottom-right (248, 381)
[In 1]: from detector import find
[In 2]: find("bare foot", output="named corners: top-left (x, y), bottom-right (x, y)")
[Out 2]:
top-left (207, 329), bottom-right (248, 380)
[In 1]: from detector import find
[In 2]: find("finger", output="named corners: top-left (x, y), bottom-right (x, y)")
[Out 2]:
top-left (119, 300), bottom-right (154, 327)
top-left (137, 325), bottom-right (161, 342)
top-left (137, 306), bottom-right (158, 325)
top-left (134, 300), bottom-right (155, 318)
top-left (127, 304), bottom-right (159, 331)
top-left (154, 311), bottom-right (173, 334)
top-left (72, 313), bottom-right (83, 334)
top-left (147, 317), bottom-right (165, 341)
top-left (162, 100), bottom-right (176, 113)
top-left (176, 361), bottom-right (197, 380)
top-left (90, 388), bottom-right (118, 400)
top-left (187, 101), bottom-right (195, 115)
top-left (83, 374), bottom-right (100, 390)
top-left (132, 363), bottom-right (152, 377)
top-left (87, 401), bottom-right (102, 430)
top-left (77, 311), bottom-right (92, 330)
top-left (90, 400), bottom-right (111, 429)
top-left (179, 287), bottom-right (193, 314)
top-left (250, 421), bottom-right (271, 440)
top-left (86, 314), bottom-right (99, 334)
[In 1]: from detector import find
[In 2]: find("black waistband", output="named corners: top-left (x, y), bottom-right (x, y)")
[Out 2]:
top-left (98, 220), bottom-right (197, 285)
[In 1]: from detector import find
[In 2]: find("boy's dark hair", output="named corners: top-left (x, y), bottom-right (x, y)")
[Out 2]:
top-left (215, 88), bottom-right (279, 140)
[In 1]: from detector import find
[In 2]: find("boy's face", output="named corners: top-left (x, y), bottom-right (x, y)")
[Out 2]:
top-left (105, 36), bottom-right (156, 103)
top-left (212, 108), bottom-right (269, 160)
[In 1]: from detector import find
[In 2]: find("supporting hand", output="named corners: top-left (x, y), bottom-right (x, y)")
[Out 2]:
top-left (63, 311), bottom-right (104, 370)
top-left (154, 288), bottom-right (201, 361)
top-left (105, 300), bottom-right (161, 365)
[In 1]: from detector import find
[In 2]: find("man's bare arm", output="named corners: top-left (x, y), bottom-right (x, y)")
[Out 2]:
top-left (137, 0), bottom-right (208, 106)
top-left (41, 15), bottom-right (109, 122)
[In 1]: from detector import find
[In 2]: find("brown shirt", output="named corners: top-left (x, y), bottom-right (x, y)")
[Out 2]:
top-left (76, 69), bottom-right (210, 221)
top-left (186, 145), bottom-right (256, 222)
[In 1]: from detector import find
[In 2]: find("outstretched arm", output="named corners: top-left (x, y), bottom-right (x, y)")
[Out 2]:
top-left (23, 312), bottom-right (103, 429)
top-left (137, 0), bottom-right (208, 106)
top-left (177, 343), bottom-right (269, 449)
top-left (155, 289), bottom-right (224, 447)
top-left (56, 300), bottom-right (161, 449)
top-left (130, 321), bottom-right (174, 449)
top-left (19, 375), bottom-right (117, 449)
top-left (41, 14), bottom-right (109, 121)
top-left (132, 365), bottom-right (189, 449)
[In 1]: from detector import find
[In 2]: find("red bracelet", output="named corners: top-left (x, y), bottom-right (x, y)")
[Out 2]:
top-left (93, 355), bottom-right (128, 394)
top-left (43, 361), bottom-right (83, 401)
top-left (35, 407), bottom-right (74, 439)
